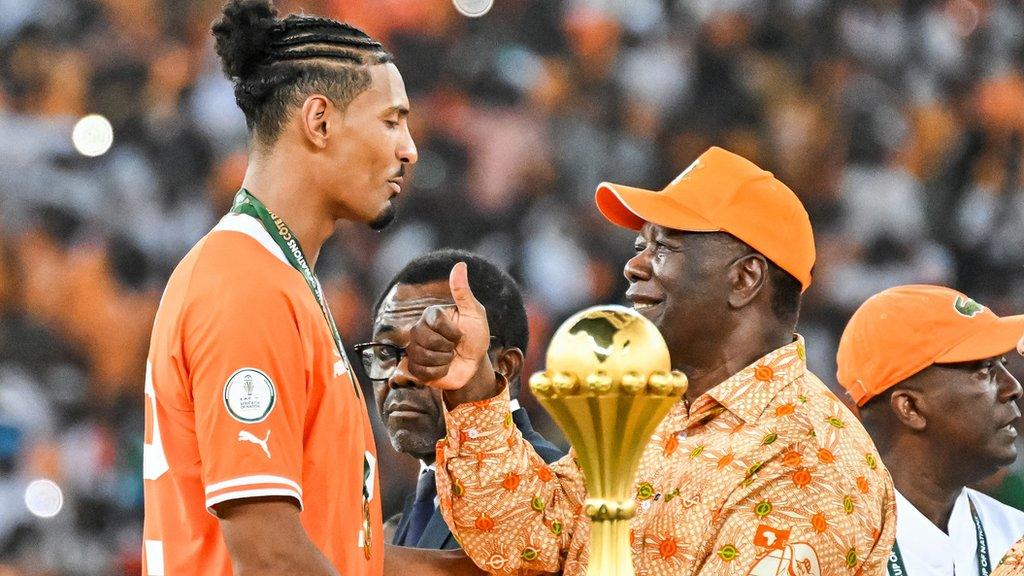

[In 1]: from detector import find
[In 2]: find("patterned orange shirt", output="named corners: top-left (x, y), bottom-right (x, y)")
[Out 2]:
top-left (436, 337), bottom-right (896, 575)
top-left (995, 536), bottom-right (1024, 576)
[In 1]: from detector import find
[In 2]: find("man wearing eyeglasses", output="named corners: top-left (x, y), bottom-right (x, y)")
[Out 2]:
top-left (356, 249), bottom-right (563, 550)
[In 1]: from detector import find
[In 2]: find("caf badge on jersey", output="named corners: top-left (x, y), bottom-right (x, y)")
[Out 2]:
top-left (223, 368), bottom-right (276, 423)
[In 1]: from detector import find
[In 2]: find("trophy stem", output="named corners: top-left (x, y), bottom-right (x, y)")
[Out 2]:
top-left (588, 517), bottom-right (633, 576)
top-left (529, 305), bottom-right (688, 576)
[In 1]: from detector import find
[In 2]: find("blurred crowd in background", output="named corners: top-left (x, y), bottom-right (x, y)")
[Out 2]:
top-left (1, 0), bottom-right (1024, 573)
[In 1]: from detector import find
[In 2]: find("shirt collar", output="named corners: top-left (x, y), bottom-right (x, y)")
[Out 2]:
top-left (893, 488), bottom-right (958, 572)
top-left (689, 335), bottom-right (808, 425)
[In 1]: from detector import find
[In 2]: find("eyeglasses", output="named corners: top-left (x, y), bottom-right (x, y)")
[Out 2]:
top-left (353, 336), bottom-right (502, 382)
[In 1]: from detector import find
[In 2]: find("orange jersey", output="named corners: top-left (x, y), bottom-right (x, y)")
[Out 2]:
top-left (141, 213), bottom-right (383, 576)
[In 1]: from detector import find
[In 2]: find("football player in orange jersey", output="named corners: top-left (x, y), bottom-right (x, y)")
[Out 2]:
top-left (140, 1), bottom-right (480, 575)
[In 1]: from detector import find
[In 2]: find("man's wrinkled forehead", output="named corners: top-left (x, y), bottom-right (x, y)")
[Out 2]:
top-left (373, 284), bottom-right (453, 335)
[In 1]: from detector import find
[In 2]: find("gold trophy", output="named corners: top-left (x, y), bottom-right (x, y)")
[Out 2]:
top-left (529, 305), bottom-right (687, 576)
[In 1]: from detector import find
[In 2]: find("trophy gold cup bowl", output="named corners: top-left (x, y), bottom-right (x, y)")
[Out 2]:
top-left (529, 305), bottom-right (687, 575)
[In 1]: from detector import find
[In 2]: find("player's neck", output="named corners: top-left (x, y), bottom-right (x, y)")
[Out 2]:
top-left (241, 155), bottom-right (333, 270)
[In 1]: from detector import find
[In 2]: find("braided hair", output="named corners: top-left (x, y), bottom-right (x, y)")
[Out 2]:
top-left (212, 0), bottom-right (393, 146)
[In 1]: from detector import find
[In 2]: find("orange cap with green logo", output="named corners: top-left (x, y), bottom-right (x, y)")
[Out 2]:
top-left (595, 146), bottom-right (815, 291)
top-left (837, 285), bottom-right (1024, 406)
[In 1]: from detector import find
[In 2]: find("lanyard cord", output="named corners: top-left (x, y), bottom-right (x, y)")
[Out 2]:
top-left (888, 496), bottom-right (990, 576)
top-left (229, 189), bottom-right (359, 397)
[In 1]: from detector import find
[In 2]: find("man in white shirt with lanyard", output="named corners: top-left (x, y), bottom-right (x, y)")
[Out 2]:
top-left (837, 285), bottom-right (1024, 576)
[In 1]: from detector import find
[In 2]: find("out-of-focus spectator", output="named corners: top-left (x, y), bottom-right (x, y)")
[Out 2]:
top-left (1, 0), bottom-right (1023, 574)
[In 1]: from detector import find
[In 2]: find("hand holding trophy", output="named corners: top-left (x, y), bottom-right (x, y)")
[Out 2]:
top-left (529, 305), bottom-right (686, 576)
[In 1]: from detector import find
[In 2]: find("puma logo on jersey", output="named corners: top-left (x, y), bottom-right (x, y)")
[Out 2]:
top-left (238, 430), bottom-right (271, 458)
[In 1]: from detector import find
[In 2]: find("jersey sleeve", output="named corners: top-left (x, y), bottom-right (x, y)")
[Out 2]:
top-left (182, 261), bottom-right (308, 514)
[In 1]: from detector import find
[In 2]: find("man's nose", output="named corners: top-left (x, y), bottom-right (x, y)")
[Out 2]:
top-left (624, 250), bottom-right (652, 283)
top-left (998, 365), bottom-right (1023, 403)
top-left (388, 357), bottom-right (423, 390)
top-left (398, 129), bottom-right (418, 165)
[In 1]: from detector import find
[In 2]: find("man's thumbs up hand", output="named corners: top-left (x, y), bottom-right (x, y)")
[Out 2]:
top-left (406, 263), bottom-right (496, 399)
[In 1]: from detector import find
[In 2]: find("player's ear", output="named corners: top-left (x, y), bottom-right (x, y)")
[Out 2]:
top-left (493, 346), bottom-right (523, 385)
top-left (300, 94), bottom-right (331, 148)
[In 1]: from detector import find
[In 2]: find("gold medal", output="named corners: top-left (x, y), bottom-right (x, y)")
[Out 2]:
top-left (362, 500), bottom-right (372, 559)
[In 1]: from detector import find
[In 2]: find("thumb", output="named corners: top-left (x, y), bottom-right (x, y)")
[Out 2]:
top-left (449, 262), bottom-right (482, 315)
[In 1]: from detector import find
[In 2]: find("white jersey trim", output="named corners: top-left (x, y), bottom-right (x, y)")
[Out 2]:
top-left (205, 474), bottom-right (302, 496)
top-left (212, 213), bottom-right (289, 265)
top-left (206, 488), bottom-right (304, 514)
top-left (144, 540), bottom-right (165, 576)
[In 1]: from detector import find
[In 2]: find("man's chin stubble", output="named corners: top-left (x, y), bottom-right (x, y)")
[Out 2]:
top-left (369, 202), bottom-right (396, 231)
top-left (392, 431), bottom-right (439, 460)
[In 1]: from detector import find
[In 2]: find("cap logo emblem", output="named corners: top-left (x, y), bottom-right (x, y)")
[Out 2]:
top-left (954, 296), bottom-right (984, 318)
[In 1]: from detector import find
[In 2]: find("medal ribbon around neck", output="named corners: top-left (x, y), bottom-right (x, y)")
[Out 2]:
top-left (230, 189), bottom-right (359, 398)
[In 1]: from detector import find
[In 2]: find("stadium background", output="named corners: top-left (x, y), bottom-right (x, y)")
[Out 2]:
top-left (1, 0), bottom-right (1024, 573)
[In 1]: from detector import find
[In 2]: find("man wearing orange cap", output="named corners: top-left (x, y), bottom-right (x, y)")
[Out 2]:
top-left (403, 147), bottom-right (896, 575)
top-left (837, 285), bottom-right (1024, 576)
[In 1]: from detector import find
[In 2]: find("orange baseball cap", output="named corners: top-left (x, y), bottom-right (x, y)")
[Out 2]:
top-left (837, 285), bottom-right (1024, 406)
top-left (595, 146), bottom-right (815, 291)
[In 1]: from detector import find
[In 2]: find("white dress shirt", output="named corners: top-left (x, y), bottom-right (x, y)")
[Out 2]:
top-left (893, 488), bottom-right (1024, 575)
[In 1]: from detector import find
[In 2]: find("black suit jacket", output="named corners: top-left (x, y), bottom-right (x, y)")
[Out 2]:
top-left (391, 407), bottom-right (564, 549)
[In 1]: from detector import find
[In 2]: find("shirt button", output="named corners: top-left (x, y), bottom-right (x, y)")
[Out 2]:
top-left (641, 501), bottom-right (652, 511)
top-left (677, 432), bottom-right (687, 440)
top-left (467, 428), bottom-right (479, 439)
